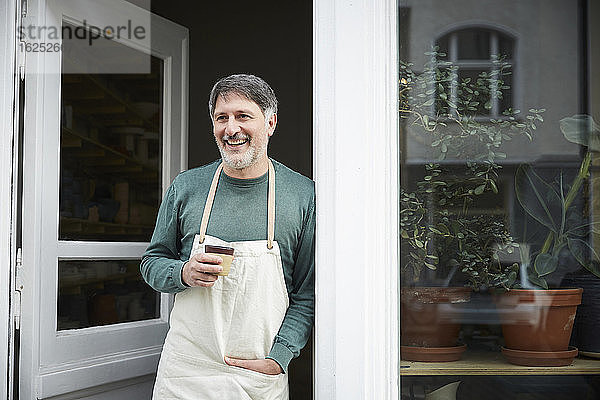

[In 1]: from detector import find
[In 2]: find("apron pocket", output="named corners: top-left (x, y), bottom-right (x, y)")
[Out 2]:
top-left (228, 365), bottom-right (288, 400)
top-left (228, 364), bottom-right (283, 382)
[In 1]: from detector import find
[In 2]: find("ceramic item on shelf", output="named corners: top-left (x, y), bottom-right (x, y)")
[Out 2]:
top-left (425, 381), bottom-right (461, 400)
top-left (114, 182), bottom-right (129, 224)
top-left (131, 102), bottom-right (159, 119)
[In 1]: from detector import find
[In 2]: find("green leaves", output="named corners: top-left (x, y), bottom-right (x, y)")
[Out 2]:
top-left (560, 115), bottom-right (600, 152)
top-left (567, 237), bottom-right (600, 278)
top-left (527, 268), bottom-right (549, 290)
top-left (473, 184), bottom-right (486, 195)
top-left (515, 164), bottom-right (561, 232)
top-left (398, 50), bottom-right (556, 289)
top-left (534, 253), bottom-right (558, 277)
top-left (510, 115), bottom-right (600, 289)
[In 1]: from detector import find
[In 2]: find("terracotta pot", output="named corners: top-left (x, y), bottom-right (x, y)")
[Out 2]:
top-left (500, 346), bottom-right (578, 367)
top-left (400, 287), bottom-right (471, 348)
top-left (400, 344), bottom-right (466, 362)
top-left (495, 288), bottom-right (582, 352)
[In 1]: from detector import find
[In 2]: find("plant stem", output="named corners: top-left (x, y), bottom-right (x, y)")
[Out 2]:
top-left (539, 151), bottom-right (591, 254)
top-left (564, 151), bottom-right (592, 210)
top-left (540, 231), bottom-right (554, 254)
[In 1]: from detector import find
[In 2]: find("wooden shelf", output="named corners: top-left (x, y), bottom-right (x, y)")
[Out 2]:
top-left (60, 217), bottom-right (153, 237)
top-left (400, 351), bottom-right (600, 376)
top-left (59, 272), bottom-right (140, 290)
top-left (84, 75), bottom-right (157, 129)
top-left (62, 127), bottom-right (158, 174)
top-left (61, 217), bottom-right (153, 229)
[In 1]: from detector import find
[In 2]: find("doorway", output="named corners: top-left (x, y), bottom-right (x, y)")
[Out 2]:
top-left (147, 1), bottom-right (313, 398)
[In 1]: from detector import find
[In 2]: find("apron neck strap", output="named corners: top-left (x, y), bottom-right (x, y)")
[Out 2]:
top-left (198, 160), bottom-right (276, 249)
top-left (266, 159), bottom-right (275, 249)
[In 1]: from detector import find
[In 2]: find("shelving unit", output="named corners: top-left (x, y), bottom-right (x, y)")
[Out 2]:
top-left (61, 127), bottom-right (158, 179)
top-left (59, 61), bottom-right (162, 242)
top-left (401, 351), bottom-right (600, 376)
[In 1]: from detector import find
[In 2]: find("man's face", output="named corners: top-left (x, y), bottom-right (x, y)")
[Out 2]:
top-left (212, 93), bottom-right (276, 171)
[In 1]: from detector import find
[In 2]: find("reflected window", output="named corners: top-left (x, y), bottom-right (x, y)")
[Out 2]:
top-left (436, 27), bottom-right (515, 118)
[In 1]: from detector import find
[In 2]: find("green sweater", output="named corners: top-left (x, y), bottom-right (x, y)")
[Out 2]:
top-left (141, 159), bottom-right (315, 373)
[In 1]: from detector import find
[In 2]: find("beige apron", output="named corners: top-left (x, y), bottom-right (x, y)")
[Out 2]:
top-left (153, 160), bottom-right (289, 400)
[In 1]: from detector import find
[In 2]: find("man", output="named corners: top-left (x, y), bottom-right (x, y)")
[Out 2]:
top-left (141, 74), bottom-right (315, 399)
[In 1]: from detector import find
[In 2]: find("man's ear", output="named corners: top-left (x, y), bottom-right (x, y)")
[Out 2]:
top-left (267, 113), bottom-right (277, 137)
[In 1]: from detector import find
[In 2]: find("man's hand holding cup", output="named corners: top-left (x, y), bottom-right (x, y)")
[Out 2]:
top-left (182, 253), bottom-right (223, 287)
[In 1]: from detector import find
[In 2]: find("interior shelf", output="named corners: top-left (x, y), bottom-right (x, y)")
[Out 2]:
top-left (400, 351), bottom-right (600, 376)
top-left (60, 217), bottom-right (153, 232)
top-left (59, 272), bottom-right (141, 291)
top-left (62, 127), bottom-right (158, 173)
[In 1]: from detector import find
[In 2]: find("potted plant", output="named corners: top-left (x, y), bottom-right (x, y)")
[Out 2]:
top-left (495, 114), bottom-right (600, 366)
top-left (399, 50), bottom-right (539, 361)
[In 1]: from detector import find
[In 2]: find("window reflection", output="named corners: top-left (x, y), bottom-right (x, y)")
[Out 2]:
top-left (399, 0), bottom-right (599, 397)
top-left (435, 27), bottom-right (515, 119)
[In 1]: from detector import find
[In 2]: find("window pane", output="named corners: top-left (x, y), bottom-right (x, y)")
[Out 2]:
top-left (59, 24), bottom-right (163, 242)
top-left (58, 259), bottom-right (160, 330)
top-left (437, 35), bottom-right (449, 60)
top-left (456, 28), bottom-right (490, 60)
top-left (498, 33), bottom-right (514, 60)
top-left (399, 0), bottom-right (599, 397)
top-left (498, 69), bottom-right (512, 115)
top-left (457, 68), bottom-right (491, 116)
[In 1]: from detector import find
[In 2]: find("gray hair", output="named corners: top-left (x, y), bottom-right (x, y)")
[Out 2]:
top-left (208, 74), bottom-right (278, 121)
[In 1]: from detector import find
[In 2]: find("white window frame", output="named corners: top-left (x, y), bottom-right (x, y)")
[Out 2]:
top-left (0, 1), bottom-right (18, 399)
top-left (313, 0), bottom-right (399, 398)
top-left (18, 0), bottom-right (188, 398)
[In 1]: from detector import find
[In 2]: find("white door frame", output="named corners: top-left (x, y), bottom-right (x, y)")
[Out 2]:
top-left (0, 0), bottom-right (18, 399)
top-left (313, 0), bottom-right (399, 399)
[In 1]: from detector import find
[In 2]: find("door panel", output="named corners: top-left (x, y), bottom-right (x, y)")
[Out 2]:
top-left (20, 0), bottom-right (188, 398)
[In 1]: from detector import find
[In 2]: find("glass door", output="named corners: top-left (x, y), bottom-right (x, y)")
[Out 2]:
top-left (19, 0), bottom-right (188, 398)
top-left (57, 50), bottom-right (163, 331)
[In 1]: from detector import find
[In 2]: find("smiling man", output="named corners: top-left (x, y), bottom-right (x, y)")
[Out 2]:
top-left (141, 74), bottom-right (315, 400)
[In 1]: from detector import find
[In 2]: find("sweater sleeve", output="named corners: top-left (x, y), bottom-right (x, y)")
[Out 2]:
top-left (266, 198), bottom-right (315, 373)
top-left (140, 181), bottom-right (188, 293)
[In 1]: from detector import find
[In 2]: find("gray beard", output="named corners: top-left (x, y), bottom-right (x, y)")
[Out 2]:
top-left (216, 136), bottom-right (268, 170)
top-left (218, 143), bottom-right (257, 170)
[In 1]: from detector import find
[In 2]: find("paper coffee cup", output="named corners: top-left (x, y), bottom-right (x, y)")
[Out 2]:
top-left (205, 245), bottom-right (234, 276)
